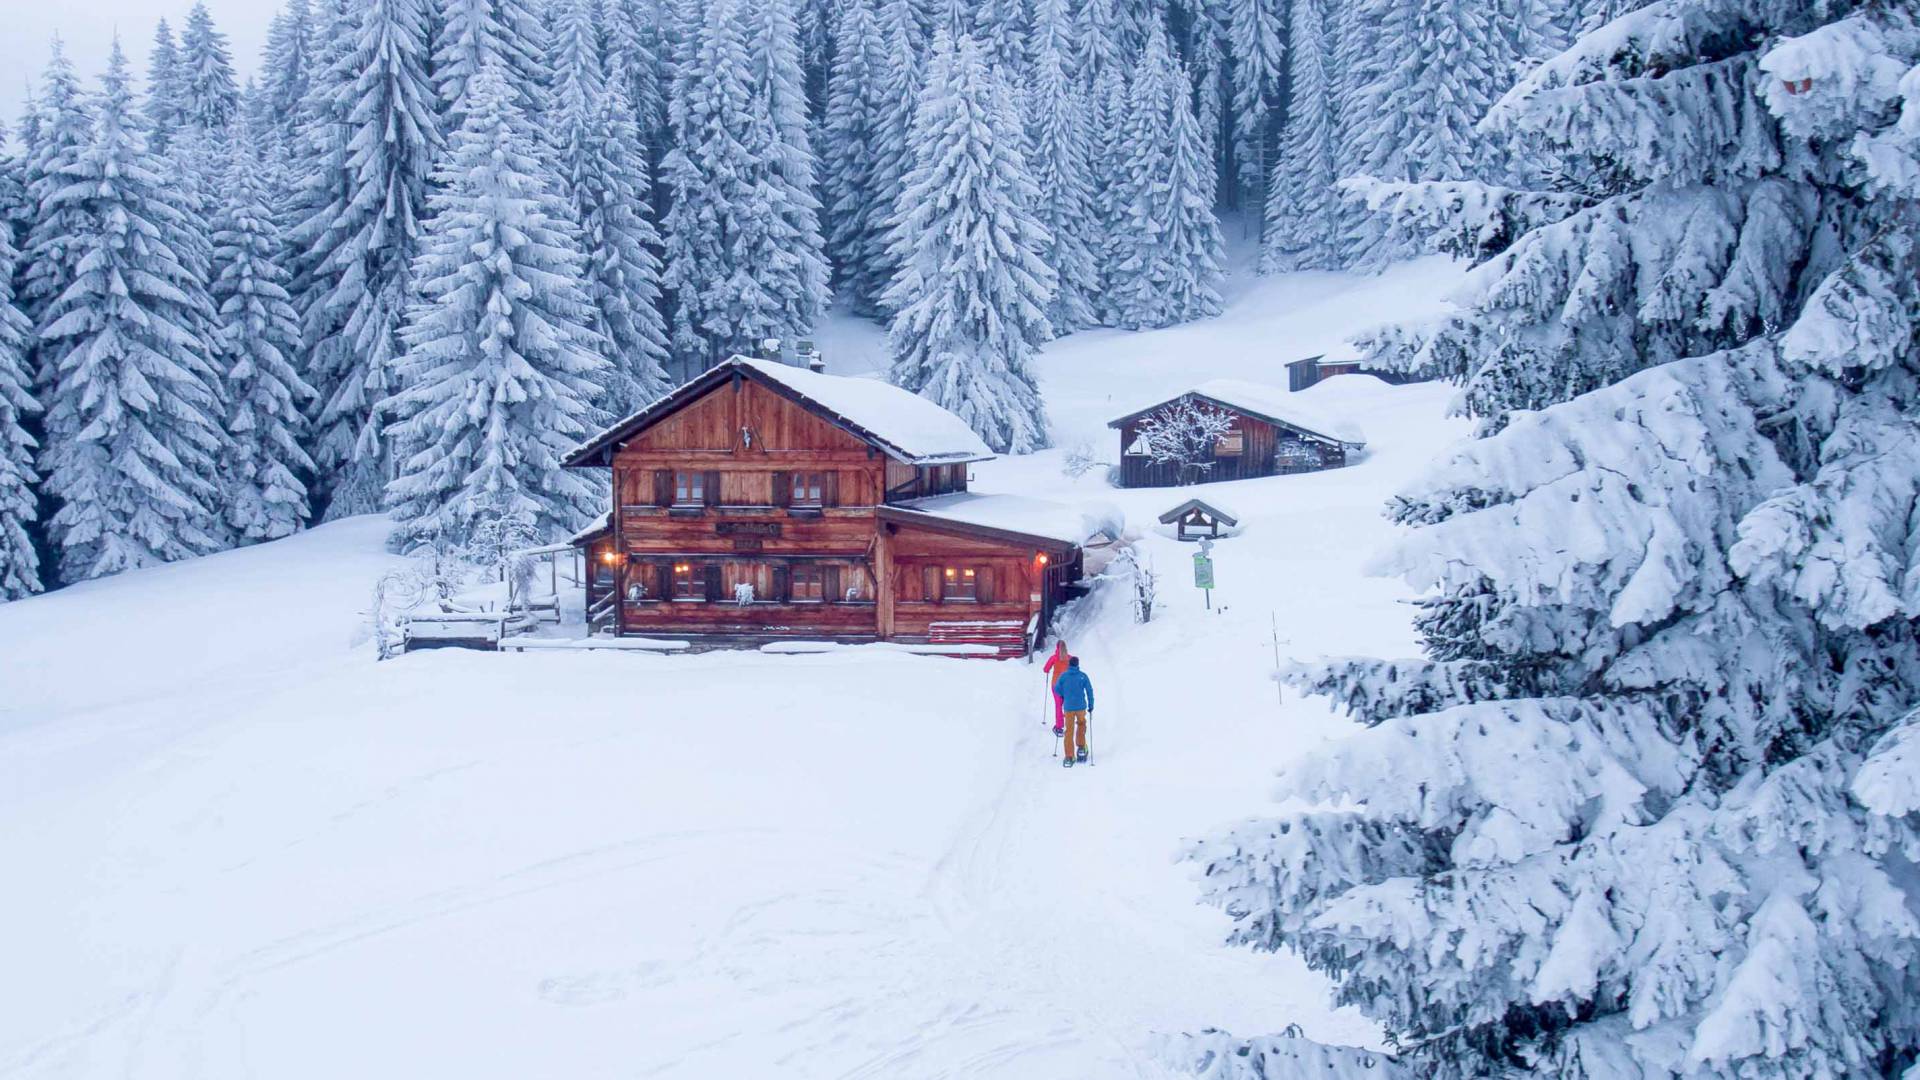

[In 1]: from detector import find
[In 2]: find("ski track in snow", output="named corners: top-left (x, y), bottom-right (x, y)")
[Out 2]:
top-left (0, 259), bottom-right (1468, 1078)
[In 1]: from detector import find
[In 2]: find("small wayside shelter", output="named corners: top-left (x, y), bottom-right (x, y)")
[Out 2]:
top-left (1110, 379), bottom-right (1367, 488)
top-left (563, 355), bottom-right (1087, 657)
top-left (1158, 498), bottom-right (1239, 542)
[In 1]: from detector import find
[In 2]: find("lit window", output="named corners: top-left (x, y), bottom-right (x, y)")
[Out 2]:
top-left (674, 471), bottom-right (705, 505)
top-left (790, 472), bottom-right (824, 507)
top-left (671, 562), bottom-right (702, 600)
top-left (790, 565), bottom-right (825, 602)
top-left (942, 566), bottom-right (977, 602)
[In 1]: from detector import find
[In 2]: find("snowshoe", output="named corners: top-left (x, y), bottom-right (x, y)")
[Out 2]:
top-left (1061, 757), bottom-right (1074, 768)
top-left (1053, 725), bottom-right (1064, 737)
top-left (1076, 748), bottom-right (1088, 763)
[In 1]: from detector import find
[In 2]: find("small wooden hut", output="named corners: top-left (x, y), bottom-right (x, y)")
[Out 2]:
top-left (1109, 379), bottom-right (1366, 489)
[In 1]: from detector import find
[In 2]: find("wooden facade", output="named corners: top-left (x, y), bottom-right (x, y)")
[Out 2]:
top-left (1109, 386), bottom-right (1365, 489)
top-left (565, 358), bottom-right (1080, 657)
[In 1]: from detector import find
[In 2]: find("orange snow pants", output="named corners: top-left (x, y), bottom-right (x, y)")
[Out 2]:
top-left (1063, 710), bottom-right (1089, 761)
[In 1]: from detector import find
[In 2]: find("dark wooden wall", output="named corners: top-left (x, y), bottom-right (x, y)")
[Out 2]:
top-left (1116, 411), bottom-right (1278, 488)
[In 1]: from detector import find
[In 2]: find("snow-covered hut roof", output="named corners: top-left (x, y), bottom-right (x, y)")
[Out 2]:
top-left (565, 356), bottom-right (994, 467)
top-left (878, 493), bottom-right (1095, 551)
top-left (1110, 379), bottom-right (1367, 448)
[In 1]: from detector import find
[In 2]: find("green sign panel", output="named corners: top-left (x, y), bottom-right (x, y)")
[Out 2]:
top-left (1193, 554), bottom-right (1214, 590)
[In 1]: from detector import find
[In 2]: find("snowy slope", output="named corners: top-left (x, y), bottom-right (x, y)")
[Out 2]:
top-left (0, 261), bottom-right (1468, 1079)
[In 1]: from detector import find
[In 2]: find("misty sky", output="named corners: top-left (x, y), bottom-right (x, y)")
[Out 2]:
top-left (2, 1), bottom-right (274, 132)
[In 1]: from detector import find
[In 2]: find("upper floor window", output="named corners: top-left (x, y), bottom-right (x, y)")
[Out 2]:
top-left (790, 472), bottom-right (825, 508)
top-left (674, 471), bottom-right (706, 506)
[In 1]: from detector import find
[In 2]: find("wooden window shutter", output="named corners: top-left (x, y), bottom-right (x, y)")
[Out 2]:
top-left (703, 471), bottom-right (720, 506)
top-left (772, 564), bottom-right (790, 602)
top-left (924, 565), bottom-right (941, 603)
top-left (822, 471), bottom-right (840, 507)
top-left (822, 564), bottom-right (842, 603)
top-left (771, 471), bottom-right (789, 507)
top-left (976, 566), bottom-right (994, 604)
top-left (655, 558), bottom-right (673, 597)
top-left (653, 470), bottom-right (672, 506)
top-left (704, 562), bottom-right (724, 601)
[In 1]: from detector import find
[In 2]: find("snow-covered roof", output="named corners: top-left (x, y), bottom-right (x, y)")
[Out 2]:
top-left (1112, 379), bottom-right (1367, 447)
top-left (566, 356), bottom-right (994, 467)
top-left (734, 359), bottom-right (994, 463)
top-left (1157, 498), bottom-right (1240, 527)
top-left (569, 510), bottom-right (611, 545)
top-left (883, 493), bottom-right (1097, 548)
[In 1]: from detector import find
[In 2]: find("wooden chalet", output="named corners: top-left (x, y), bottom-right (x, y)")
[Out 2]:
top-left (1109, 379), bottom-right (1367, 488)
top-left (564, 356), bottom-right (1085, 658)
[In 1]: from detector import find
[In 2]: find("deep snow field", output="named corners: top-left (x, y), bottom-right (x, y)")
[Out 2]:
top-left (0, 257), bottom-right (1469, 1078)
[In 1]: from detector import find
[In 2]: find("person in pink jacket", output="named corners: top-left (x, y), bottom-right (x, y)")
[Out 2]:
top-left (1043, 640), bottom-right (1071, 736)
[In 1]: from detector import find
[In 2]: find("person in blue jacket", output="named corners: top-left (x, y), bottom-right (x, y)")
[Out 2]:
top-left (1054, 657), bottom-right (1095, 767)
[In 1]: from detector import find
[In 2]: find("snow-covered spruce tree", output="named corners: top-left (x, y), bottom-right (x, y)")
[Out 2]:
top-left (1259, 0), bottom-right (1341, 272)
top-left (1181, 0), bottom-right (1233, 197)
top-left (1086, 60), bottom-right (1131, 325)
top-left (1025, 0), bottom-right (1100, 333)
top-left (180, 2), bottom-right (241, 135)
top-left (297, 0), bottom-right (440, 519)
top-left (661, 0), bottom-right (828, 369)
top-left (432, 0), bottom-right (553, 131)
top-left (883, 31), bottom-right (1053, 455)
top-left (37, 43), bottom-right (229, 581)
top-left (605, 0), bottom-right (668, 151)
top-left (661, 0), bottom-right (757, 368)
top-left (550, 0), bottom-right (673, 413)
top-left (1192, 5), bottom-right (1920, 1077)
top-left (261, 0), bottom-right (317, 155)
top-left (968, 0), bottom-right (1031, 73)
top-left (867, 0), bottom-right (927, 311)
top-left (1224, 0), bottom-right (1284, 206)
top-left (821, 0), bottom-right (894, 316)
top-left (1073, 0), bottom-right (1129, 88)
top-left (212, 121), bottom-right (316, 543)
top-left (281, 0), bottom-right (357, 472)
top-left (1335, 0), bottom-right (1509, 266)
top-left (0, 124), bottom-right (40, 601)
top-left (385, 62), bottom-right (611, 550)
top-left (1109, 28), bottom-right (1224, 329)
top-left (144, 20), bottom-right (187, 153)
top-left (742, 0), bottom-right (831, 344)
top-left (19, 44), bottom-right (95, 362)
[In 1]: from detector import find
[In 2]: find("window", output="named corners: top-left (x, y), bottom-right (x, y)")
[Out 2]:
top-left (790, 564), bottom-right (826, 603)
top-left (941, 566), bottom-right (978, 602)
top-left (1216, 430), bottom-right (1245, 456)
top-left (673, 471), bottom-right (705, 506)
top-left (671, 562), bottom-right (702, 600)
top-left (790, 472), bottom-right (824, 507)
